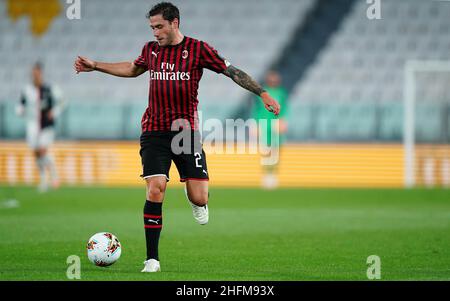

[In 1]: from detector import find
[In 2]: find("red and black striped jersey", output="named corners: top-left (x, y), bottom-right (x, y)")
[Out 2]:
top-left (134, 36), bottom-right (229, 132)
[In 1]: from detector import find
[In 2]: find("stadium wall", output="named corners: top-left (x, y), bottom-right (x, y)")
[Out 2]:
top-left (1, 142), bottom-right (449, 188)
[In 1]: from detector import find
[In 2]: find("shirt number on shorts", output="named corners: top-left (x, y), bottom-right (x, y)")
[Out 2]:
top-left (194, 152), bottom-right (202, 168)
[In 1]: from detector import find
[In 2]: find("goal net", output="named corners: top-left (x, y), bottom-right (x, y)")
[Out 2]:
top-left (404, 60), bottom-right (450, 188)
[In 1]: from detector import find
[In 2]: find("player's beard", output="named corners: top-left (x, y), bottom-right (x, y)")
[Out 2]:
top-left (160, 31), bottom-right (175, 46)
top-left (158, 37), bottom-right (167, 46)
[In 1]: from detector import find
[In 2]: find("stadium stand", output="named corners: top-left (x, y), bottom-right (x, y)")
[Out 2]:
top-left (1, 0), bottom-right (449, 143)
top-left (0, 0), bottom-right (315, 139)
top-left (287, 0), bottom-right (450, 142)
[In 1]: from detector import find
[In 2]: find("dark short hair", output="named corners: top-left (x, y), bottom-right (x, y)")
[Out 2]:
top-left (146, 2), bottom-right (180, 25)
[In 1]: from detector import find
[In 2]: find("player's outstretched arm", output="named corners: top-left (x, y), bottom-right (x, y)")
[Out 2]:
top-left (223, 65), bottom-right (280, 116)
top-left (74, 56), bottom-right (146, 78)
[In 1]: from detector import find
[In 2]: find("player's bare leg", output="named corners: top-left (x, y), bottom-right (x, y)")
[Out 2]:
top-left (184, 180), bottom-right (209, 225)
top-left (145, 176), bottom-right (167, 202)
top-left (35, 149), bottom-right (48, 192)
top-left (35, 147), bottom-right (59, 191)
top-left (142, 176), bottom-right (166, 272)
top-left (42, 147), bottom-right (59, 189)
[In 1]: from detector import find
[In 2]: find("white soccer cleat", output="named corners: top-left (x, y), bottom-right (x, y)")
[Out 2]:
top-left (184, 187), bottom-right (209, 225)
top-left (191, 202), bottom-right (209, 225)
top-left (38, 181), bottom-right (49, 193)
top-left (141, 259), bottom-right (161, 273)
top-left (262, 174), bottom-right (278, 190)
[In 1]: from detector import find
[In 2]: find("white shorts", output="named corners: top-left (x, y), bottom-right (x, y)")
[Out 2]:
top-left (26, 125), bottom-right (55, 150)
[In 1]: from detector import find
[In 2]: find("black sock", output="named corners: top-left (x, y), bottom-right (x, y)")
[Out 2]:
top-left (143, 200), bottom-right (162, 261)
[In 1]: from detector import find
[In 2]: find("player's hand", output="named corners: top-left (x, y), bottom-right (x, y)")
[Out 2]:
top-left (74, 56), bottom-right (97, 74)
top-left (47, 110), bottom-right (54, 121)
top-left (261, 92), bottom-right (280, 116)
top-left (278, 119), bottom-right (288, 134)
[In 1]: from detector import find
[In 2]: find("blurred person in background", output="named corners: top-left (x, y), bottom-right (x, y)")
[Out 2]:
top-left (16, 62), bottom-right (65, 192)
top-left (253, 70), bottom-right (288, 189)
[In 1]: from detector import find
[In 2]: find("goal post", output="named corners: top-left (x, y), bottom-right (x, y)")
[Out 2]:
top-left (403, 60), bottom-right (450, 187)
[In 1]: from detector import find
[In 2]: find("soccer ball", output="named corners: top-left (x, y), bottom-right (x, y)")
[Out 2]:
top-left (86, 232), bottom-right (122, 267)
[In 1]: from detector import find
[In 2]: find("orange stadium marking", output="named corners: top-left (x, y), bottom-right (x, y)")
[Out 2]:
top-left (6, 0), bottom-right (61, 36)
top-left (0, 142), bottom-right (449, 188)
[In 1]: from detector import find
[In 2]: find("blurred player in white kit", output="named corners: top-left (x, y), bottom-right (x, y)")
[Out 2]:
top-left (16, 62), bottom-right (65, 192)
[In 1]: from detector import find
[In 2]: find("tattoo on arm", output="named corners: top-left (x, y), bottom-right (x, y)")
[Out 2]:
top-left (223, 65), bottom-right (266, 96)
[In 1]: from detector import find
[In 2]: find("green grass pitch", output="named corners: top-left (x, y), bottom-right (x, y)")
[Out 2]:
top-left (0, 186), bottom-right (449, 280)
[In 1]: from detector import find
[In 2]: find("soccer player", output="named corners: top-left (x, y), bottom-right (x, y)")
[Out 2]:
top-left (17, 62), bottom-right (64, 192)
top-left (74, 2), bottom-right (280, 273)
top-left (253, 70), bottom-right (288, 189)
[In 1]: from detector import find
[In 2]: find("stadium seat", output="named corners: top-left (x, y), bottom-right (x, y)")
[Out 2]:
top-left (1, 102), bottom-right (26, 138)
top-left (287, 0), bottom-right (450, 142)
top-left (0, 0), bottom-right (315, 106)
top-left (65, 103), bottom-right (124, 139)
